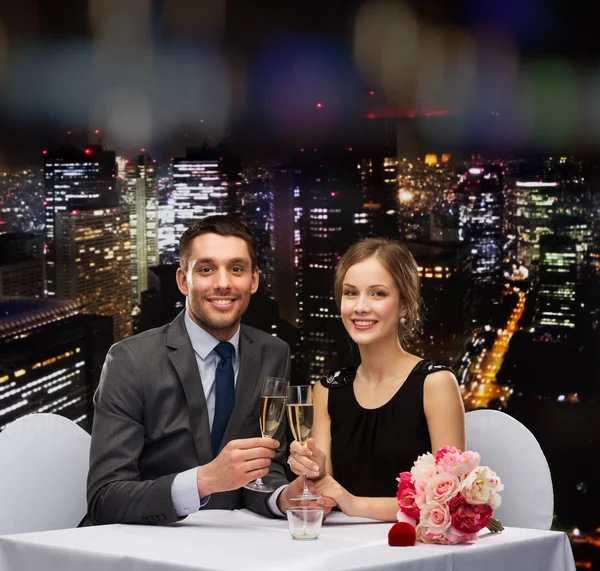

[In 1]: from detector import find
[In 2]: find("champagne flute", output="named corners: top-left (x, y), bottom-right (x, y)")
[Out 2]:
top-left (244, 376), bottom-right (288, 492)
top-left (287, 385), bottom-right (321, 501)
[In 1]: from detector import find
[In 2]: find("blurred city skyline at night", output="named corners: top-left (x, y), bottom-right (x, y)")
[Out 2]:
top-left (4, 0), bottom-right (600, 165)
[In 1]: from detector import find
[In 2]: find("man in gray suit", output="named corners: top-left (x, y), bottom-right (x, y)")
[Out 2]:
top-left (87, 215), bottom-right (314, 525)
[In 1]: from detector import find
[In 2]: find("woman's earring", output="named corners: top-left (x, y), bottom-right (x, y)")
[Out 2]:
top-left (399, 317), bottom-right (406, 325)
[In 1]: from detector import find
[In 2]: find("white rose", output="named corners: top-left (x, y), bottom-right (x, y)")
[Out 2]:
top-left (461, 466), bottom-right (504, 505)
top-left (411, 452), bottom-right (436, 485)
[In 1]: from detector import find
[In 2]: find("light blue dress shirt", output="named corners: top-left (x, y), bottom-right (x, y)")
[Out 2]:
top-left (170, 312), bottom-right (285, 517)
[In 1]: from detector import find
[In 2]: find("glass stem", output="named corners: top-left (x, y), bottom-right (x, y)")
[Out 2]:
top-left (302, 474), bottom-right (309, 493)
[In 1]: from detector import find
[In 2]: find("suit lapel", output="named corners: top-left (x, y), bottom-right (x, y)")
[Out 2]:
top-left (167, 312), bottom-right (212, 464)
top-left (220, 326), bottom-right (261, 450)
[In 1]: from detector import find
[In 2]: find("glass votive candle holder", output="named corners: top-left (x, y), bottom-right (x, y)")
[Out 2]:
top-left (286, 506), bottom-right (324, 540)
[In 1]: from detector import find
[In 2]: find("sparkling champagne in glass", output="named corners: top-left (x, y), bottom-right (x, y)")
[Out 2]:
top-left (287, 385), bottom-right (321, 501)
top-left (244, 377), bottom-right (288, 492)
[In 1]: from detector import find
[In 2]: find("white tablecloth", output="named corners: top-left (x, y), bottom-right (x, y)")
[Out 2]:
top-left (0, 510), bottom-right (576, 571)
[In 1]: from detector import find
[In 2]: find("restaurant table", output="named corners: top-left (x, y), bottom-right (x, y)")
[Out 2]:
top-left (0, 509), bottom-right (576, 571)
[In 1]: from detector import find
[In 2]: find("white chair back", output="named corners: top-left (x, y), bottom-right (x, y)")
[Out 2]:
top-left (0, 413), bottom-right (91, 535)
top-left (465, 409), bottom-right (554, 530)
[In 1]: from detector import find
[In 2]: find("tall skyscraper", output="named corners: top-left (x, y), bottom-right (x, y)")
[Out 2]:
top-left (237, 165), bottom-right (276, 298)
top-left (44, 144), bottom-right (117, 296)
top-left (163, 148), bottom-right (239, 263)
top-left (533, 234), bottom-right (578, 341)
top-left (295, 152), bottom-right (363, 382)
top-left (270, 166), bottom-right (298, 326)
top-left (358, 155), bottom-right (399, 237)
top-left (55, 207), bottom-right (132, 341)
top-left (0, 298), bottom-right (113, 432)
top-left (511, 181), bottom-right (560, 272)
top-left (457, 165), bottom-right (504, 290)
top-left (124, 153), bottom-right (159, 304)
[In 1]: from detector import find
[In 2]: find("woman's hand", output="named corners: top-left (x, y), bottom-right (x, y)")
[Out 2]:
top-left (288, 438), bottom-right (326, 480)
top-left (313, 476), bottom-right (359, 517)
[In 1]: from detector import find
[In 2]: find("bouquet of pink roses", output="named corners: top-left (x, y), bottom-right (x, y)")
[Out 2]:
top-left (396, 446), bottom-right (504, 544)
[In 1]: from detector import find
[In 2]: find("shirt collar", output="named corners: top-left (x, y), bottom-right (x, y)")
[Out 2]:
top-left (184, 311), bottom-right (241, 361)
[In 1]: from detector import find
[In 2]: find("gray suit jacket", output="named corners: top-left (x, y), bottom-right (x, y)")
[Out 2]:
top-left (87, 311), bottom-right (291, 525)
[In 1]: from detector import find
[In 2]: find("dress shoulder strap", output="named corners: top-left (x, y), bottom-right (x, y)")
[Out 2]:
top-left (411, 359), bottom-right (457, 377)
top-left (319, 368), bottom-right (357, 389)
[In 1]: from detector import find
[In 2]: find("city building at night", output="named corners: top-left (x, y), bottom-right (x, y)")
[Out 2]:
top-left (55, 207), bottom-right (132, 341)
top-left (163, 148), bottom-right (239, 263)
top-left (44, 144), bottom-right (117, 297)
top-left (0, 298), bottom-right (113, 432)
top-left (124, 152), bottom-right (159, 305)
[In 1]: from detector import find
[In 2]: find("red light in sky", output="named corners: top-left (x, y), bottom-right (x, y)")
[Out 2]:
top-left (201, 119), bottom-right (204, 123)
top-left (369, 91), bottom-right (375, 95)
top-left (67, 131), bottom-right (71, 135)
top-left (94, 129), bottom-right (100, 134)
top-left (300, 148), bottom-right (304, 152)
top-left (84, 148), bottom-right (92, 155)
top-left (140, 148), bottom-right (146, 152)
top-left (366, 113), bottom-right (376, 119)
top-left (316, 103), bottom-right (323, 108)
top-left (72, 210), bottom-right (79, 215)
top-left (42, 150), bottom-right (47, 155)
top-left (348, 147), bottom-right (353, 151)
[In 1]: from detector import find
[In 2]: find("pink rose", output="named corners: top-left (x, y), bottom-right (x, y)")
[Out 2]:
top-left (396, 472), bottom-right (420, 520)
top-left (449, 494), bottom-right (493, 534)
top-left (425, 472), bottom-right (460, 504)
top-left (419, 501), bottom-right (451, 532)
top-left (447, 526), bottom-right (478, 544)
top-left (437, 449), bottom-right (479, 477)
top-left (435, 445), bottom-right (461, 464)
top-left (415, 489), bottom-right (427, 510)
top-left (458, 450), bottom-right (480, 475)
top-left (417, 525), bottom-right (450, 544)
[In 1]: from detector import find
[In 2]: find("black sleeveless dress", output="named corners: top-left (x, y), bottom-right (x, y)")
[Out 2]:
top-left (321, 360), bottom-right (455, 498)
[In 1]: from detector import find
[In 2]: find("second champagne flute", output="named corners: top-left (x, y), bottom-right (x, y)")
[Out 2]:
top-left (243, 376), bottom-right (288, 493)
top-left (287, 385), bottom-right (321, 501)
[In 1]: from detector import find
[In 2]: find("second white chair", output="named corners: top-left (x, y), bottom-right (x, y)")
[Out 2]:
top-left (465, 408), bottom-right (554, 530)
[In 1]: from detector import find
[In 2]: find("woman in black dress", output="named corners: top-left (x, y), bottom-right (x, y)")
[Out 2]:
top-left (289, 238), bottom-right (465, 521)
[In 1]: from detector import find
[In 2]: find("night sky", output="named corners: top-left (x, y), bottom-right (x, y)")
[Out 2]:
top-left (0, 0), bottom-right (597, 165)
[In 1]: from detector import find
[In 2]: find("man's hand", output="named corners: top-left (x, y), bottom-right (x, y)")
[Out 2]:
top-left (288, 438), bottom-right (325, 480)
top-left (196, 437), bottom-right (279, 497)
top-left (278, 476), bottom-right (336, 518)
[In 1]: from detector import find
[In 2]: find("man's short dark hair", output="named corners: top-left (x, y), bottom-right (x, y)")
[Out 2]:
top-left (179, 215), bottom-right (258, 271)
